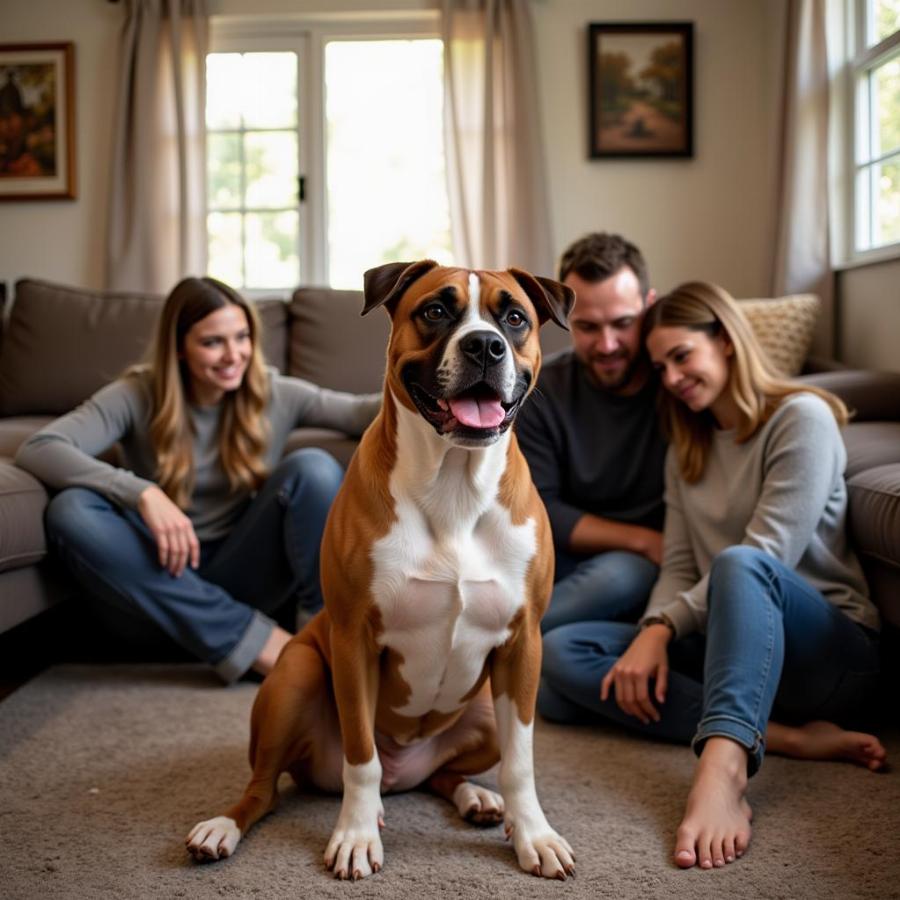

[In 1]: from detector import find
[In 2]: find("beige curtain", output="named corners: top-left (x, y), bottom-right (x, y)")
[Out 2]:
top-left (441, 0), bottom-right (555, 276)
top-left (772, 0), bottom-right (833, 355)
top-left (106, 0), bottom-right (208, 294)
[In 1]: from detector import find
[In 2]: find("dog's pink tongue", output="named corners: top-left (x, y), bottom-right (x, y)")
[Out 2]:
top-left (448, 396), bottom-right (505, 428)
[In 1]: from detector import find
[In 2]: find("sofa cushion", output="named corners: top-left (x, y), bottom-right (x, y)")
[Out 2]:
top-left (0, 280), bottom-right (161, 416)
top-left (0, 280), bottom-right (7, 346)
top-left (841, 422), bottom-right (900, 479)
top-left (848, 463), bottom-right (900, 628)
top-left (289, 288), bottom-right (389, 393)
top-left (0, 416), bottom-right (55, 459)
top-left (0, 463), bottom-right (48, 572)
top-left (738, 293), bottom-right (820, 376)
top-left (849, 463), bottom-right (900, 564)
top-left (800, 370), bottom-right (900, 422)
top-left (0, 280), bottom-right (289, 417)
top-left (0, 565), bottom-right (70, 634)
top-left (283, 427), bottom-right (358, 469)
top-left (288, 285), bottom-right (574, 395)
top-left (256, 299), bottom-right (289, 373)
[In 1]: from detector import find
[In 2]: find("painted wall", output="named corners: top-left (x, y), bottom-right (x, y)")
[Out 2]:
top-left (837, 258), bottom-right (900, 371)
top-left (1, 0), bottom-right (896, 370)
top-left (532, 0), bottom-right (782, 301)
top-left (0, 0), bottom-right (121, 292)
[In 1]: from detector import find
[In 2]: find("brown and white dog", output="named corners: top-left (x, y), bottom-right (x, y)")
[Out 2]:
top-left (186, 261), bottom-right (576, 880)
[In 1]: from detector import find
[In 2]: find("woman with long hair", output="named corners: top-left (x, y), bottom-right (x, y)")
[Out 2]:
top-left (539, 281), bottom-right (885, 868)
top-left (17, 277), bottom-right (379, 683)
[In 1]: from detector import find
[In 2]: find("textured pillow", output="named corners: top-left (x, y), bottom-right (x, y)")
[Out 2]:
top-left (738, 293), bottom-right (821, 377)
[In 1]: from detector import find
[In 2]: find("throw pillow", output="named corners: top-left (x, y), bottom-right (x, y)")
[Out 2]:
top-left (738, 293), bottom-right (821, 377)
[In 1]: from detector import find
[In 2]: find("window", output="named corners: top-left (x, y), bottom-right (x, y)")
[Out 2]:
top-left (206, 52), bottom-right (300, 290)
top-left (849, 0), bottom-right (900, 257)
top-left (324, 40), bottom-right (451, 289)
top-left (205, 21), bottom-right (453, 292)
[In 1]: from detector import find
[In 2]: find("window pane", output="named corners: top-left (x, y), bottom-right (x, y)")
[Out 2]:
top-left (325, 39), bottom-right (453, 289)
top-left (855, 165), bottom-right (872, 250)
top-left (240, 53), bottom-right (297, 129)
top-left (245, 211), bottom-right (300, 288)
top-left (207, 133), bottom-right (242, 209)
top-left (874, 0), bottom-right (900, 43)
top-left (206, 54), bottom-right (242, 129)
top-left (208, 212), bottom-right (243, 286)
top-left (875, 57), bottom-right (900, 158)
top-left (874, 157), bottom-right (900, 246)
top-left (244, 131), bottom-right (298, 209)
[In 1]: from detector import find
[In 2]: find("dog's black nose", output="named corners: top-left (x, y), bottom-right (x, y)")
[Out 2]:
top-left (461, 330), bottom-right (507, 368)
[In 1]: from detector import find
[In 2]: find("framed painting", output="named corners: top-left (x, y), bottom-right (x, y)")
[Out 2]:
top-left (0, 42), bottom-right (76, 200)
top-left (588, 23), bottom-right (693, 159)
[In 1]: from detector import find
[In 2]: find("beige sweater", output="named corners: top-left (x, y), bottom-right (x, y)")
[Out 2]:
top-left (643, 392), bottom-right (878, 636)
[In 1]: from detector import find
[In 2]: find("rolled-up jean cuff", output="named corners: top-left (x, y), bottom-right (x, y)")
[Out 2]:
top-left (692, 714), bottom-right (764, 776)
top-left (214, 610), bottom-right (277, 685)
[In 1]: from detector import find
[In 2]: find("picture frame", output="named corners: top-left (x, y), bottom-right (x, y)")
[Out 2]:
top-left (0, 42), bottom-right (76, 201)
top-left (588, 23), bottom-right (693, 159)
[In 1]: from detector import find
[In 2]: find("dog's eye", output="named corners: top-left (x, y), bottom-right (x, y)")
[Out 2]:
top-left (422, 304), bottom-right (447, 322)
top-left (505, 310), bottom-right (526, 327)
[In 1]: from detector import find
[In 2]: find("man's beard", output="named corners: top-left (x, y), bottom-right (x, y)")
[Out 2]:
top-left (586, 351), bottom-right (641, 392)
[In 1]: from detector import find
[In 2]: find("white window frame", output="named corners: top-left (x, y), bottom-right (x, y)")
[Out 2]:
top-left (209, 11), bottom-right (441, 292)
top-left (832, 0), bottom-right (900, 268)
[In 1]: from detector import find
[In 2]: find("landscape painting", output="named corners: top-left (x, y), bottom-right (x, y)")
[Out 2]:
top-left (0, 42), bottom-right (75, 200)
top-left (589, 23), bottom-right (693, 158)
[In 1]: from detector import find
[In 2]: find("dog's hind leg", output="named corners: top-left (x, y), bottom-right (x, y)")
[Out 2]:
top-left (429, 771), bottom-right (505, 827)
top-left (427, 686), bottom-right (504, 826)
top-left (186, 637), bottom-right (337, 862)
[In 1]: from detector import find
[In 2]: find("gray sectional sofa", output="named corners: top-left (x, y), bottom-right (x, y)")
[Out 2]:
top-left (0, 278), bottom-right (377, 633)
top-left (1, 278), bottom-right (899, 668)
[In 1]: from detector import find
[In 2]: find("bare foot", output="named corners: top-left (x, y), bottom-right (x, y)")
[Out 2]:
top-left (251, 626), bottom-right (292, 676)
top-left (767, 720), bottom-right (887, 771)
top-left (674, 737), bottom-right (752, 870)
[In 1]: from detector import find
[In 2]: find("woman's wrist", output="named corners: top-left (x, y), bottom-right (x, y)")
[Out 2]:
top-left (639, 614), bottom-right (676, 641)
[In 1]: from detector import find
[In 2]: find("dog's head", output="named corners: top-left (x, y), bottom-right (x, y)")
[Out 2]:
top-left (363, 261), bottom-right (574, 448)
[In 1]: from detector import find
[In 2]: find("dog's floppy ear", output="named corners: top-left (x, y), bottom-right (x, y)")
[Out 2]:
top-left (362, 259), bottom-right (439, 317)
top-left (508, 268), bottom-right (575, 330)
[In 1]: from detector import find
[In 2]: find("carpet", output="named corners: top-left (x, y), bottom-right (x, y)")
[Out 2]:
top-left (0, 665), bottom-right (898, 899)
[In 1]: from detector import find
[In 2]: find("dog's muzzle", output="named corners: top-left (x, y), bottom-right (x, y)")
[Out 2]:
top-left (402, 330), bottom-right (531, 445)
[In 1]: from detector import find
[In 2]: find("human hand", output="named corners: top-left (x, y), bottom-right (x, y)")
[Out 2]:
top-left (636, 527), bottom-right (663, 566)
top-left (599, 625), bottom-right (671, 724)
top-left (137, 485), bottom-right (200, 577)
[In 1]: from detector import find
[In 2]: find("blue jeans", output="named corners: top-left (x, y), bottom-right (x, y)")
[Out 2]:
top-left (539, 546), bottom-right (880, 775)
top-left (45, 448), bottom-right (344, 683)
top-left (541, 549), bottom-right (657, 634)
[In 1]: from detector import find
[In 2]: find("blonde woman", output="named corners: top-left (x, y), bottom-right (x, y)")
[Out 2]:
top-left (539, 282), bottom-right (885, 869)
top-left (16, 277), bottom-right (379, 684)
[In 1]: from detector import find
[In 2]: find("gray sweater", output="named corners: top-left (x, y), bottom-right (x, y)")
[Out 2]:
top-left (15, 369), bottom-right (380, 541)
top-left (643, 392), bottom-right (878, 635)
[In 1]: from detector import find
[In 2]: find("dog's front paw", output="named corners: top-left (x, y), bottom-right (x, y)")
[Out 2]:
top-left (186, 815), bottom-right (242, 862)
top-left (510, 823), bottom-right (575, 880)
top-left (324, 824), bottom-right (384, 880)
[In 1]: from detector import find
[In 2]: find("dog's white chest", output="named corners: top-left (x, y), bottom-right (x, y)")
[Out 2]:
top-left (371, 492), bottom-right (537, 718)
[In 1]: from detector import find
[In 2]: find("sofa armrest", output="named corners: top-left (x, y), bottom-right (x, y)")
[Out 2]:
top-left (801, 355), bottom-right (850, 374)
top-left (798, 370), bottom-right (900, 422)
top-left (283, 427), bottom-right (358, 468)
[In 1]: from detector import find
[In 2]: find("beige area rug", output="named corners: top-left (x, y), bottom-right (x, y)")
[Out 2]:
top-left (1, 665), bottom-right (898, 900)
